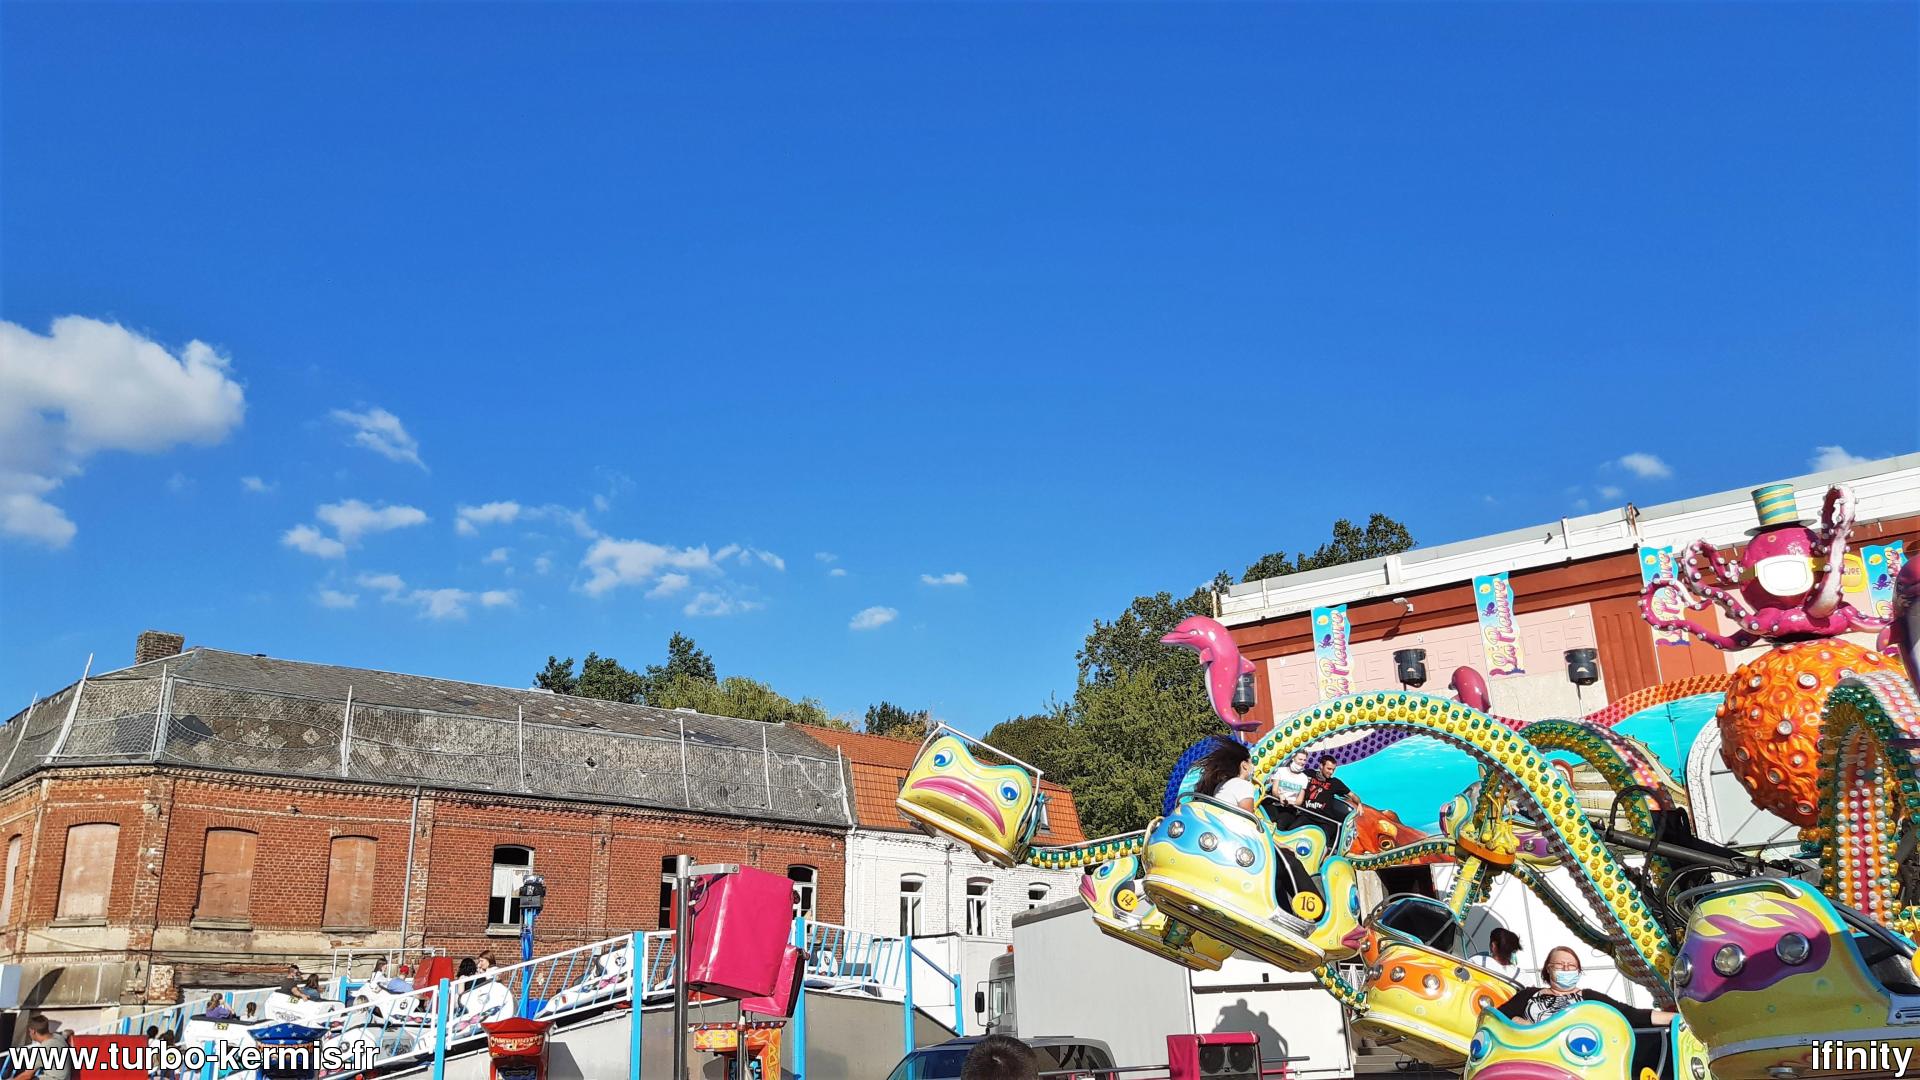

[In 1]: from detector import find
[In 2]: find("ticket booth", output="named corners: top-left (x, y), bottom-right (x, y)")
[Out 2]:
top-left (483, 1016), bottom-right (552, 1080)
top-left (252, 1022), bottom-right (326, 1080)
top-left (690, 1020), bottom-right (786, 1080)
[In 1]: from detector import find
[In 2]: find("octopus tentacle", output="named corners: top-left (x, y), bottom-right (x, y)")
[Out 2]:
top-left (1640, 577), bottom-right (1758, 651)
top-left (1806, 486), bottom-right (1855, 619)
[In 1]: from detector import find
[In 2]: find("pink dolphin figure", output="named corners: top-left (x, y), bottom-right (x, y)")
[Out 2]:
top-left (1449, 666), bottom-right (1491, 712)
top-left (1161, 615), bottom-right (1260, 732)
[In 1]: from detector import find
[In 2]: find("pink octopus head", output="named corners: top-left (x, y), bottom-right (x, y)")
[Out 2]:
top-left (1739, 522), bottom-right (1820, 609)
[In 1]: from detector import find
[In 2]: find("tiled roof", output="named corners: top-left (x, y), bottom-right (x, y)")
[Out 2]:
top-left (803, 728), bottom-right (1088, 844)
top-left (2, 647), bottom-right (853, 828)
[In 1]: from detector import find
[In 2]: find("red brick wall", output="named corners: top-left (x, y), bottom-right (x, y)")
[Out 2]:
top-left (0, 767), bottom-right (847, 984)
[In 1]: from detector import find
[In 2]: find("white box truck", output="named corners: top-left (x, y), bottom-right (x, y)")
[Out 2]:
top-left (989, 898), bottom-right (1356, 1078)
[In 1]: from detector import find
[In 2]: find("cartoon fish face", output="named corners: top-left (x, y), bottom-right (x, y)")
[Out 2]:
top-left (1271, 822), bottom-right (1329, 874)
top-left (1464, 1001), bottom-right (1635, 1080)
top-left (897, 735), bottom-right (1037, 863)
top-left (1311, 856), bottom-right (1369, 957)
top-left (1082, 856), bottom-right (1150, 923)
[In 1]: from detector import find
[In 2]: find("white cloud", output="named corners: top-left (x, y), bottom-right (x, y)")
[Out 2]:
top-left (850, 605), bottom-right (898, 630)
top-left (282, 524), bottom-right (346, 559)
top-left (311, 499), bottom-right (428, 545)
top-left (330, 406), bottom-right (424, 469)
top-left (828, 567), bottom-right (848, 578)
top-left (648, 573), bottom-right (691, 598)
top-left (920, 571), bottom-right (968, 586)
top-left (316, 588), bottom-right (359, 609)
top-left (1598, 485), bottom-right (1623, 500)
top-left (480, 589), bottom-right (516, 608)
top-left (356, 571), bottom-right (407, 595)
top-left (581, 537), bottom-right (724, 597)
top-left (1811, 445), bottom-right (1872, 471)
top-left (408, 588), bottom-right (471, 620)
top-left (0, 316), bottom-right (246, 546)
top-left (240, 476), bottom-right (276, 494)
top-left (684, 591), bottom-right (762, 617)
top-left (483, 547), bottom-right (510, 565)
top-left (166, 471), bottom-right (193, 494)
top-left (815, 552), bottom-right (838, 563)
top-left (533, 555), bottom-right (553, 575)
top-left (755, 549), bottom-right (786, 571)
top-left (1572, 497), bottom-right (1591, 512)
top-left (456, 501), bottom-right (522, 536)
top-left (1615, 452), bottom-right (1671, 479)
top-left (592, 493), bottom-right (610, 512)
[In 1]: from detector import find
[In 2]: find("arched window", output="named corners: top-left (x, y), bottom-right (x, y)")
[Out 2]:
top-left (788, 865), bottom-right (818, 922)
top-left (196, 828), bottom-right (258, 925)
top-left (323, 836), bottom-right (378, 929)
top-left (0, 834), bottom-right (22, 923)
top-left (1027, 883), bottom-right (1049, 910)
top-left (57, 823), bottom-right (119, 922)
top-left (964, 877), bottom-right (991, 936)
top-left (489, 845), bottom-right (534, 927)
top-left (898, 874), bottom-right (924, 937)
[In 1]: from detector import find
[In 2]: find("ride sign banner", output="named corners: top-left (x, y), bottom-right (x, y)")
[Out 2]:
top-left (1311, 605), bottom-right (1353, 700)
top-left (1473, 572), bottom-right (1525, 676)
top-left (1639, 546), bottom-right (1689, 647)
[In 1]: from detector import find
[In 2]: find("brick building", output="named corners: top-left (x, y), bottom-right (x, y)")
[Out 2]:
top-left (0, 637), bottom-right (853, 1031)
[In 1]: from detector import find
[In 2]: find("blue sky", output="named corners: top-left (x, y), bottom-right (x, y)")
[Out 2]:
top-left (2, 3), bottom-right (1915, 734)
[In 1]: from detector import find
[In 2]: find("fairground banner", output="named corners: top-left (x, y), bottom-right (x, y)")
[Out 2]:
top-left (1638, 545), bottom-right (1690, 647)
top-left (1473, 571), bottom-right (1526, 676)
top-left (1864, 541), bottom-right (1907, 619)
top-left (1311, 604), bottom-right (1354, 700)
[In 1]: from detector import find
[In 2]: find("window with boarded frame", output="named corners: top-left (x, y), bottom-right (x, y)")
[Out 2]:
top-left (56, 823), bottom-right (119, 922)
top-left (195, 828), bottom-right (259, 925)
top-left (323, 836), bottom-right (378, 929)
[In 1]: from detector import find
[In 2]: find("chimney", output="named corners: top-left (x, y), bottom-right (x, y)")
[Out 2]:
top-left (135, 631), bottom-right (185, 666)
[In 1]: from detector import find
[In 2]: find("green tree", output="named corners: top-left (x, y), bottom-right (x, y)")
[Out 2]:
top-left (575, 652), bottom-right (647, 703)
top-left (982, 702), bottom-right (1081, 780)
top-left (864, 702), bottom-right (930, 740)
top-left (642, 632), bottom-right (716, 699)
top-left (1242, 513), bottom-right (1416, 583)
top-left (1064, 667), bottom-right (1222, 837)
top-left (649, 674), bottom-right (852, 731)
top-left (534, 656), bottom-right (578, 695)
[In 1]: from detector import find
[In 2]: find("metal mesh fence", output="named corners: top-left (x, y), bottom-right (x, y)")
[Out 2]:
top-left (5, 674), bottom-right (850, 826)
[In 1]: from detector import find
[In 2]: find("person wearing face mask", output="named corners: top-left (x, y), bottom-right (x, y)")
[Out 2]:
top-left (1499, 947), bottom-right (1675, 1075)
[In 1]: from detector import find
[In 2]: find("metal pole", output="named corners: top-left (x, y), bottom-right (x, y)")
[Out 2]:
top-left (762, 725), bottom-right (773, 811)
top-left (952, 968), bottom-right (962, 1035)
top-left (520, 907), bottom-right (537, 1017)
top-left (46, 652), bottom-right (93, 762)
top-left (678, 717), bottom-right (692, 807)
top-left (0, 693), bottom-right (37, 782)
top-left (431, 976), bottom-right (451, 1080)
top-left (902, 933), bottom-right (915, 1056)
top-left (789, 916), bottom-right (807, 1080)
top-left (339, 685), bottom-right (354, 777)
top-left (673, 854), bottom-right (692, 1080)
top-left (399, 785), bottom-right (421, 950)
top-left (199, 1041), bottom-right (215, 1080)
top-left (628, 930), bottom-right (645, 1080)
top-left (516, 705), bottom-right (529, 790)
top-left (150, 667), bottom-right (172, 759)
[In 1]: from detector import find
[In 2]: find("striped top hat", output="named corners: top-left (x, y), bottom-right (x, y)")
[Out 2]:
top-left (1749, 482), bottom-right (1804, 531)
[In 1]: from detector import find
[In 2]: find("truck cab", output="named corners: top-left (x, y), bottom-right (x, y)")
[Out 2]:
top-left (977, 951), bottom-right (1016, 1035)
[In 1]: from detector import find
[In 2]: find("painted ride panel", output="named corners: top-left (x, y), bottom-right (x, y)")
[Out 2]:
top-left (1349, 896), bottom-right (1516, 1066)
top-left (896, 730), bottom-right (1042, 867)
top-left (1140, 795), bottom-right (1365, 971)
top-left (1465, 1002), bottom-right (1715, 1080)
top-left (1675, 876), bottom-right (1920, 1079)
top-left (1079, 854), bottom-right (1236, 971)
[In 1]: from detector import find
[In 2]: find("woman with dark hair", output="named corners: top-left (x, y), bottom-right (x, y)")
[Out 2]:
top-left (457, 957), bottom-right (478, 979)
top-left (1195, 740), bottom-right (1258, 812)
top-left (1469, 927), bottom-right (1526, 982)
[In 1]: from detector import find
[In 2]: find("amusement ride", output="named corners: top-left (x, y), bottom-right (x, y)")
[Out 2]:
top-left (895, 480), bottom-right (1920, 1080)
